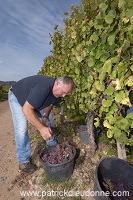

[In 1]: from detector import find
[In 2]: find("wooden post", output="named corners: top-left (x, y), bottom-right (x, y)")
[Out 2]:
top-left (86, 110), bottom-right (97, 155)
top-left (60, 105), bottom-right (64, 124)
top-left (116, 139), bottom-right (127, 161)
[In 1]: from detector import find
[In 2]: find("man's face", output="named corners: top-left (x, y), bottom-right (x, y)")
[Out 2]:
top-left (53, 81), bottom-right (72, 98)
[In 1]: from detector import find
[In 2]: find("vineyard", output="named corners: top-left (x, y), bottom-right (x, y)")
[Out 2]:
top-left (0, 84), bottom-right (10, 101)
top-left (38, 0), bottom-right (133, 160)
top-left (1, 1), bottom-right (133, 199)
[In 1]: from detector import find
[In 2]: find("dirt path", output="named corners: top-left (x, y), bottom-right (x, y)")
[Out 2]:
top-left (0, 101), bottom-right (22, 199)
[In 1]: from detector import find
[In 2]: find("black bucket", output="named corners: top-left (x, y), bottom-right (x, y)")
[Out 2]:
top-left (77, 125), bottom-right (100, 144)
top-left (40, 144), bottom-right (76, 181)
top-left (94, 157), bottom-right (133, 200)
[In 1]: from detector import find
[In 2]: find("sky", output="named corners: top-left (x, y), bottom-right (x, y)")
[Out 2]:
top-left (0, 0), bottom-right (81, 81)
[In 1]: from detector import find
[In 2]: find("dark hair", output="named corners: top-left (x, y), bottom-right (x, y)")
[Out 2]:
top-left (56, 76), bottom-right (74, 89)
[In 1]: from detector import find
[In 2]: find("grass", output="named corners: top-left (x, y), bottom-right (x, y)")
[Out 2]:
top-left (0, 93), bottom-right (8, 102)
top-left (41, 174), bottom-right (81, 200)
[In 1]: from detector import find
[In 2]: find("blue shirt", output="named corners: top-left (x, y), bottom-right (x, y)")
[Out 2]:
top-left (12, 75), bottom-right (61, 110)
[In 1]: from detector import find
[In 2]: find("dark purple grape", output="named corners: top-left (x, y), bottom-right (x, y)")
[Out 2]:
top-left (42, 144), bottom-right (74, 164)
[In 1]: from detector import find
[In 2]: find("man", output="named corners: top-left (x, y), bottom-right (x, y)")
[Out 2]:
top-left (8, 75), bottom-right (74, 173)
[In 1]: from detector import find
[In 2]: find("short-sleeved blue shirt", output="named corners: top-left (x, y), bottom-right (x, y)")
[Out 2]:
top-left (12, 75), bottom-right (61, 110)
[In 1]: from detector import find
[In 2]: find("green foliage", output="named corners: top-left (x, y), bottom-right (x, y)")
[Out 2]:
top-left (0, 85), bottom-right (9, 101)
top-left (38, 0), bottom-right (133, 146)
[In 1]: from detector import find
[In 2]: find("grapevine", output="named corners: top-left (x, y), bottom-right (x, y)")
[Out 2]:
top-left (38, 0), bottom-right (133, 158)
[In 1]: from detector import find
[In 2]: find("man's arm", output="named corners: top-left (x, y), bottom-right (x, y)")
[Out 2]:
top-left (42, 104), bottom-right (53, 127)
top-left (43, 104), bottom-right (53, 117)
top-left (22, 101), bottom-right (52, 140)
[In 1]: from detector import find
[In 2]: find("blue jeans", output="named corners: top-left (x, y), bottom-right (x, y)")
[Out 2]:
top-left (127, 106), bottom-right (133, 115)
top-left (8, 90), bottom-right (57, 164)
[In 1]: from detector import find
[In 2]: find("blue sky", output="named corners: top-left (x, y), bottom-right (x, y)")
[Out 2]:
top-left (0, 0), bottom-right (81, 81)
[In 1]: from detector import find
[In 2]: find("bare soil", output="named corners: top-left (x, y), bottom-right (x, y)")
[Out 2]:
top-left (0, 100), bottom-right (111, 200)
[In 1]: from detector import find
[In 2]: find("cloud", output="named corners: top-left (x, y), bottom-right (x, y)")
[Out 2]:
top-left (0, 0), bottom-right (65, 52)
top-left (0, 44), bottom-right (45, 81)
top-left (0, 0), bottom-right (81, 81)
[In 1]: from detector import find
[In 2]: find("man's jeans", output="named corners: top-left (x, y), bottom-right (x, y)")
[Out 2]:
top-left (127, 106), bottom-right (133, 115)
top-left (8, 90), bottom-right (57, 164)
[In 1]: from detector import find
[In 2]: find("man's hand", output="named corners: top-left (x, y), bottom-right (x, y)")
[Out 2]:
top-left (40, 127), bottom-right (52, 140)
top-left (22, 101), bottom-right (52, 141)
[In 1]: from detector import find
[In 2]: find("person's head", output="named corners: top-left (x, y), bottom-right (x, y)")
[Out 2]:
top-left (53, 76), bottom-right (74, 98)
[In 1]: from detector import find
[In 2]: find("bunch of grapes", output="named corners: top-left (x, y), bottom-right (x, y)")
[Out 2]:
top-left (102, 180), bottom-right (133, 200)
top-left (42, 144), bottom-right (74, 164)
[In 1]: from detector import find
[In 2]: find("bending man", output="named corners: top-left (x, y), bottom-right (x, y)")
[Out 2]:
top-left (8, 75), bottom-right (74, 173)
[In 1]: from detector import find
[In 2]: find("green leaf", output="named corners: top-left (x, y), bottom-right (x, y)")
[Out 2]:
top-left (111, 56), bottom-right (119, 63)
top-left (118, 0), bottom-right (126, 9)
top-left (105, 10), bottom-right (115, 24)
top-left (110, 68), bottom-right (117, 79)
top-left (116, 118), bottom-right (130, 131)
top-left (130, 16), bottom-right (133, 24)
top-left (104, 86), bottom-right (115, 95)
top-left (130, 65), bottom-right (133, 71)
top-left (99, 72), bottom-right (106, 82)
top-left (126, 113), bottom-right (133, 120)
top-left (103, 59), bottom-right (112, 74)
top-left (112, 126), bottom-right (122, 139)
top-left (119, 132), bottom-right (128, 144)
top-left (117, 62), bottom-right (127, 73)
top-left (90, 33), bottom-right (99, 42)
top-left (95, 49), bottom-right (103, 59)
top-left (95, 81), bottom-right (105, 91)
top-left (99, 3), bottom-right (108, 12)
top-left (82, 26), bottom-right (86, 32)
top-left (109, 103), bottom-right (118, 114)
top-left (115, 90), bottom-right (125, 102)
top-left (102, 99), bottom-right (113, 107)
top-left (106, 114), bottom-right (115, 124)
top-left (75, 68), bottom-right (80, 75)
top-left (87, 58), bottom-right (95, 67)
top-left (108, 34), bottom-right (115, 45)
top-left (87, 75), bottom-right (94, 82)
top-left (131, 121), bottom-right (133, 128)
top-left (90, 87), bottom-right (97, 96)
top-left (108, 10), bottom-right (116, 17)
top-left (105, 16), bottom-right (114, 24)
top-left (76, 43), bottom-right (83, 51)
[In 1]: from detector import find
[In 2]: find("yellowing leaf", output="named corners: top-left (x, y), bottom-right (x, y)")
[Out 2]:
top-left (122, 18), bottom-right (129, 24)
top-left (107, 129), bottom-right (113, 138)
top-left (121, 97), bottom-right (130, 105)
top-left (103, 120), bottom-right (112, 129)
top-left (125, 76), bottom-right (133, 86)
top-left (75, 54), bottom-right (83, 62)
top-left (94, 117), bottom-right (100, 127)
